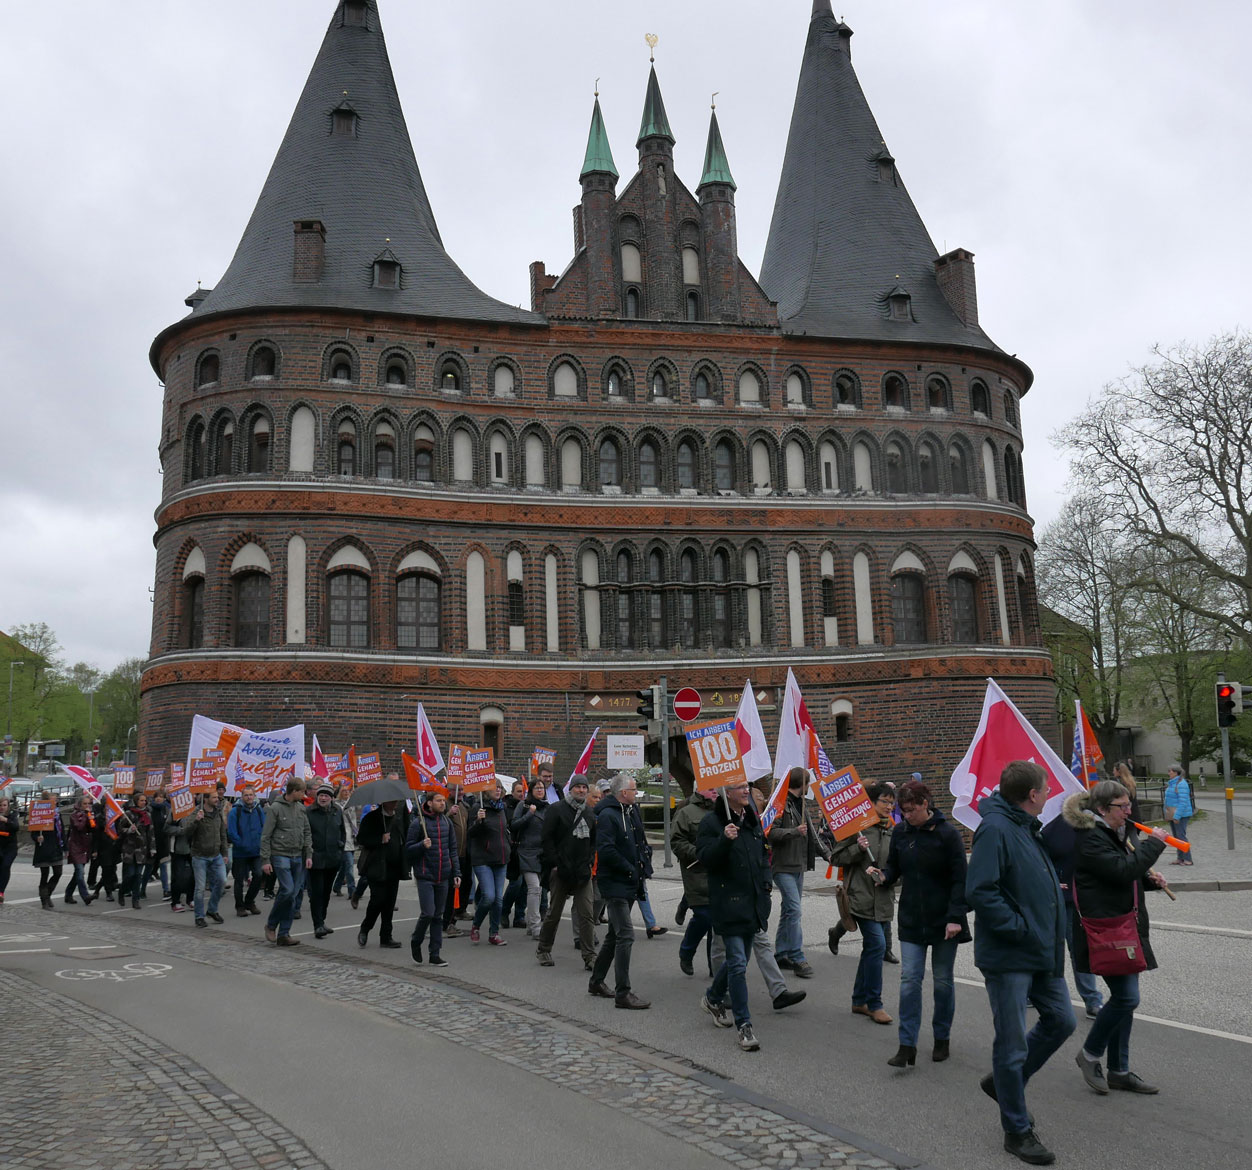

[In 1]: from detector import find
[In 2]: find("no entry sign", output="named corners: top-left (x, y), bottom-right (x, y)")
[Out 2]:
top-left (673, 687), bottom-right (702, 722)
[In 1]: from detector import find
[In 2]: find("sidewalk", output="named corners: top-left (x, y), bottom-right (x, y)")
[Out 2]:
top-left (1168, 799), bottom-right (1252, 889)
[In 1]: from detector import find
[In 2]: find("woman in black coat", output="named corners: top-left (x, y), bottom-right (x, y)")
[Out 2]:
top-left (0, 796), bottom-right (20, 903)
top-left (1064, 782), bottom-right (1169, 1096)
top-left (876, 780), bottom-right (970, 1067)
top-left (30, 792), bottom-right (66, 909)
top-left (356, 800), bottom-right (409, 948)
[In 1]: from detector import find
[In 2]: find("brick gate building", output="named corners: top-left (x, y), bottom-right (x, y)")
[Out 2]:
top-left (142, 0), bottom-right (1055, 787)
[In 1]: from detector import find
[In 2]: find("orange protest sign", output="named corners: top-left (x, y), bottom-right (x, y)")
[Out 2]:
top-left (113, 766), bottom-right (135, 796)
top-left (145, 769), bottom-right (165, 794)
top-left (169, 763), bottom-right (185, 788)
top-left (814, 763), bottom-right (879, 841)
top-left (356, 751), bottom-right (382, 786)
top-left (461, 747), bottom-right (496, 793)
top-left (189, 759), bottom-right (218, 795)
top-left (684, 718), bottom-right (749, 790)
top-left (27, 800), bottom-right (56, 831)
top-left (446, 744), bottom-right (467, 787)
top-left (170, 787), bottom-right (195, 821)
top-left (531, 746), bottom-right (556, 777)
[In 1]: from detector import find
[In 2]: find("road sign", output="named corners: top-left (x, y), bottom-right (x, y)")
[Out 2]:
top-left (673, 687), bottom-right (702, 722)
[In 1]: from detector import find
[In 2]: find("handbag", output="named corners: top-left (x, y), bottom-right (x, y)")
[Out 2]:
top-left (834, 867), bottom-right (858, 932)
top-left (1075, 877), bottom-right (1146, 976)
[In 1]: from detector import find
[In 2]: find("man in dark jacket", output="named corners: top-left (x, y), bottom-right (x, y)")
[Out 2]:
top-left (306, 783), bottom-right (346, 939)
top-left (769, 767), bottom-right (832, 979)
top-left (535, 775), bottom-right (596, 968)
top-left (185, 790), bottom-right (230, 927)
top-left (356, 800), bottom-right (409, 949)
top-left (697, 782), bottom-right (770, 1052)
top-left (406, 791), bottom-right (460, 966)
top-left (966, 760), bottom-right (1075, 1166)
top-left (587, 775), bottom-right (650, 1009)
top-left (227, 784), bottom-right (266, 917)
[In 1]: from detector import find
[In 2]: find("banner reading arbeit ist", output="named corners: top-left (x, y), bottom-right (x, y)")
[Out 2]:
top-left (184, 716), bottom-right (304, 798)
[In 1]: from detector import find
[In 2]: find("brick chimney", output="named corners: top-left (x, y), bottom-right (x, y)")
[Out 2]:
top-left (934, 248), bottom-right (979, 328)
top-left (293, 220), bottom-right (326, 283)
top-left (529, 261), bottom-right (556, 311)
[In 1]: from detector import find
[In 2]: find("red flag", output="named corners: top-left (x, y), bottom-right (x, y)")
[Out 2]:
top-left (311, 735), bottom-right (329, 780)
top-left (402, 751), bottom-right (450, 796)
top-left (565, 727), bottom-right (599, 793)
top-left (103, 792), bottom-right (126, 840)
top-left (416, 704), bottom-right (446, 774)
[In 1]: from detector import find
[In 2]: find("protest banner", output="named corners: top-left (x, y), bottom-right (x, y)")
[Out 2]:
top-left (461, 747), bottom-right (496, 793)
top-left (184, 715), bottom-right (303, 797)
top-left (684, 718), bottom-right (749, 790)
top-left (170, 787), bottom-right (195, 821)
top-left (446, 744), bottom-right (467, 787)
top-left (815, 763), bottom-right (879, 841)
top-left (145, 769), bottom-right (165, 794)
top-left (606, 735), bottom-right (645, 769)
top-left (113, 766), bottom-right (135, 796)
top-left (401, 751), bottom-right (450, 795)
top-left (169, 763), bottom-right (185, 788)
top-left (189, 758), bottom-right (219, 795)
top-left (531, 746), bottom-right (556, 777)
top-left (355, 751), bottom-right (382, 787)
top-left (27, 800), bottom-right (56, 831)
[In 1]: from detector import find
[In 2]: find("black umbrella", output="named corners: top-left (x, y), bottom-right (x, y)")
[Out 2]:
top-left (345, 778), bottom-right (412, 807)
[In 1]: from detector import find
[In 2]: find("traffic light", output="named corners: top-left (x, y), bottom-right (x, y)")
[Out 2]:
top-left (1216, 681), bottom-right (1241, 728)
top-left (636, 685), bottom-right (658, 730)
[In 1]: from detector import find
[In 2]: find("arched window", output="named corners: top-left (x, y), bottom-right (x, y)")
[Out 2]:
top-left (926, 375), bottom-right (950, 411)
top-left (247, 418), bottom-right (270, 474)
top-left (233, 572), bottom-right (270, 647)
top-left (883, 373), bottom-right (908, 410)
top-left (686, 292), bottom-right (700, 321)
top-left (949, 575), bottom-right (978, 643)
top-left (1004, 391), bottom-right (1019, 429)
top-left (678, 550), bottom-right (698, 648)
top-left (451, 430), bottom-right (473, 482)
top-left (677, 440), bottom-right (696, 490)
top-left (714, 441), bottom-right (735, 492)
top-left (385, 359), bottom-right (407, 386)
top-left (440, 362), bottom-right (461, 391)
top-left (489, 433), bottom-right (509, 485)
top-left (949, 444), bottom-right (971, 494)
top-left (738, 370), bottom-right (761, 404)
top-left (885, 441), bottom-right (908, 493)
top-left (328, 571), bottom-right (369, 648)
top-left (694, 371), bottom-right (711, 400)
top-left (638, 440), bottom-right (659, 489)
top-left (625, 288), bottom-right (640, 318)
top-left (398, 574), bottom-right (441, 650)
top-left (918, 442), bottom-right (939, 494)
top-left (647, 549), bottom-right (665, 648)
top-left (853, 441), bottom-right (874, 493)
top-left (413, 425), bottom-right (435, 483)
top-left (971, 380), bottom-right (990, 415)
top-left (835, 713), bottom-right (851, 742)
top-left (890, 573), bottom-right (926, 644)
top-left (786, 373), bottom-right (806, 407)
top-left (615, 551), bottom-right (633, 649)
top-left (560, 439), bottom-right (583, 489)
top-left (182, 579), bottom-right (204, 648)
top-left (187, 421), bottom-right (205, 481)
top-left (1016, 571), bottom-right (1034, 643)
top-left (819, 442), bottom-right (838, 492)
top-left (197, 353), bottom-right (219, 388)
top-left (524, 433), bottom-right (545, 487)
top-left (710, 549), bottom-right (730, 648)
top-left (785, 440), bottom-right (806, 493)
top-left (375, 439), bottom-right (395, 480)
top-left (821, 576), bottom-right (837, 616)
top-left (251, 346), bottom-right (276, 379)
top-left (338, 436), bottom-right (356, 476)
top-left (651, 370), bottom-right (669, 398)
top-left (216, 422), bottom-right (234, 475)
top-left (553, 362), bottom-right (579, 398)
top-left (598, 439), bottom-right (620, 487)
top-left (1004, 448), bottom-right (1023, 506)
top-left (835, 371), bottom-right (860, 407)
top-left (621, 242), bottom-right (642, 283)
top-left (493, 364), bottom-right (515, 396)
top-left (330, 352), bottom-right (353, 382)
top-left (606, 368), bottom-right (623, 397)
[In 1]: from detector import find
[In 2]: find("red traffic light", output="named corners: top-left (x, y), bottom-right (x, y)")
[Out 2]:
top-left (1218, 684), bottom-right (1235, 699)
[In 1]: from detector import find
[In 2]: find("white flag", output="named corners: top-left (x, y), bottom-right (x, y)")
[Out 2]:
top-left (733, 680), bottom-right (773, 782)
top-left (415, 703), bottom-right (446, 775)
top-left (773, 668), bottom-right (816, 781)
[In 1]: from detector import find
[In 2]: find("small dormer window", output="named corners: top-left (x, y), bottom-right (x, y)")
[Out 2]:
top-left (344, 1), bottom-right (367, 26)
top-left (373, 255), bottom-right (400, 288)
top-left (875, 150), bottom-right (897, 185)
top-left (886, 286), bottom-right (912, 322)
top-left (331, 104), bottom-right (358, 137)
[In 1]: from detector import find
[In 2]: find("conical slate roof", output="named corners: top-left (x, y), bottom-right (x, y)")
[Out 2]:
top-left (698, 110), bottom-right (736, 190)
top-left (636, 65), bottom-right (675, 146)
top-left (759, 4), bottom-right (998, 349)
top-left (188, 0), bottom-right (539, 326)
top-left (581, 97), bottom-right (619, 179)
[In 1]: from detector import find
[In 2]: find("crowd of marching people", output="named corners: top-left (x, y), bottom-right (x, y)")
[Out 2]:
top-left (0, 754), bottom-right (1183, 1167)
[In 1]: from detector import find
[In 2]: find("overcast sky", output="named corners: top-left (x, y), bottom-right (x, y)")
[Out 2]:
top-left (2, 0), bottom-right (1249, 674)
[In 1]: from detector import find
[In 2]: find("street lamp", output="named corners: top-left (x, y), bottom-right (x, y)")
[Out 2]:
top-left (6, 661), bottom-right (25, 773)
top-left (125, 723), bottom-right (138, 764)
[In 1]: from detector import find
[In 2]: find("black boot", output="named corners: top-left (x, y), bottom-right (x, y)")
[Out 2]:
top-left (887, 1045), bottom-right (917, 1068)
top-left (932, 1038), bottom-right (950, 1062)
top-left (39, 887), bottom-right (53, 910)
top-left (64, 891), bottom-right (76, 904)
top-left (827, 924), bottom-right (847, 955)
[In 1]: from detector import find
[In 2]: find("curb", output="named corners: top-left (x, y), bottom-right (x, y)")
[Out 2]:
top-left (1169, 880), bottom-right (1252, 892)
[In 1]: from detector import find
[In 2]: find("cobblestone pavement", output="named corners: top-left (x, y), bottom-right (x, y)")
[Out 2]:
top-left (0, 965), bottom-right (328, 1170)
top-left (0, 904), bottom-right (917, 1170)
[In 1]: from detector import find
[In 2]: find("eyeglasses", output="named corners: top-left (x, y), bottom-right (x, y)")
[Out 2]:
top-left (1108, 801), bottom-right (1132, 810)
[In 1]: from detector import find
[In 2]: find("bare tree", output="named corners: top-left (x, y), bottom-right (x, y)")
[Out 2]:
top-left (1057, 331), bottom-right (1252, 651)
top-left (1036, 493), bottom-right (1139, 761)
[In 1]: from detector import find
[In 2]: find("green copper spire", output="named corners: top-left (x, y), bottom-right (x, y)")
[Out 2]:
top-left (698, 109), bottom-right (736, 190)
top-left (580, 95), bottom-right (618, 179)
top-left (636, 65), bottom-right (675, 146)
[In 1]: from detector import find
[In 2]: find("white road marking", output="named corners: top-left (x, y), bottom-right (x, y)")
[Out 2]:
top-left (0, 948), bottom-right (52, 954)
top-left (68, 945), bottom-right (120, 951)
top-left (0, 897), bottom-right (42, 906)
top-left (954, 976), bottom-right (1252, 1045)
top-left (1153, 921), bottom-right (1252, 938)
top-left (289, 915), bottom-right (418, 939)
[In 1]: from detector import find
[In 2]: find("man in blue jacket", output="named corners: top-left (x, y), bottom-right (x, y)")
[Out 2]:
top-left (227, 784), bottom-right (266, 917)
top-left (966, 760), bottom-right (1075, 1167)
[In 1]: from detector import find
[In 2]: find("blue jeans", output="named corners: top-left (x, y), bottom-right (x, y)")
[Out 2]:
top-left (192, 855), bottom-right (226, 919)
top-left (639, 887), bottom-right (657, 930)
top-left (773, 871), bottom-right (805, 963)
top-left (1170, 817), bottom-right (1191, 861)
top-left (471, 864), bottom-right (507, 935)
top-left (412, 879), bottom-right (448, 957)
top-left (70, 861), bottom-right (92, 901)
top-left (1065, 903), bottom-right (1104, 1013)
top-left (898, 939), bottom-right (957, 1046)
top-left (708, 931), bottom-right (753, 1027)
top-left (852, 917), bottom-right (886, 1011)
top-left (984, 971), bottom-right (1077, 1134)
top-left (1082, 973), bottom-right (1139, 1074)
top-left (332, 851), bottom-right (356, 895)
top-left (266, 855), bottom-right (306, 938)
top-left (680, 905), bottom-right (714, 971)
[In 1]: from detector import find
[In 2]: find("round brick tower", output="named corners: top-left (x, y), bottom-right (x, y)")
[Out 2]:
top-left (142, 0), bottom-right (1055, 788)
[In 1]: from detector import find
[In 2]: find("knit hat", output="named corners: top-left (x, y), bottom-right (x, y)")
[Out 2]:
top-left (316, 782), bottom-right (335, 796)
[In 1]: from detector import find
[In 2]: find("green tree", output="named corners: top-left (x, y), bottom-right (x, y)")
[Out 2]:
top-left (95, 658), bottom-right (144, 762)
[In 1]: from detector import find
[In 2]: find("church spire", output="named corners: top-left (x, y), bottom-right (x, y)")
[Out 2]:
top-left (636, 64), bottom-right (675, 147)
top-left (580, 94), bottom-right (618, 179)
top-left (759, 9), bottom-right (996, 348)
top-left (184, 0), bottom-right (537, 326)
top-left (698, 107), bottom-right (736, 191)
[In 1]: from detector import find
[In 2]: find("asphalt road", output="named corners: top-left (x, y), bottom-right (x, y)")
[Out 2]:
top-left (2, 861), bottom-right (1249, 1170)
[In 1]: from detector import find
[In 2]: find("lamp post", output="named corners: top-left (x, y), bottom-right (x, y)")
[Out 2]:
top-left (125, 723), bottom-right (138, 765)
top-left (6, 660), bottom-right (25, 772)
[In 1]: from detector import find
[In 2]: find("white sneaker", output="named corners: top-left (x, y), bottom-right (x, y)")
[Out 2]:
top-left (738, 1023), bottom-right (760, 1051)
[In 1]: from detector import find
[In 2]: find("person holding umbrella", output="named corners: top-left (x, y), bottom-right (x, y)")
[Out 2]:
top-left (350, 775), bottom-right (412, 949)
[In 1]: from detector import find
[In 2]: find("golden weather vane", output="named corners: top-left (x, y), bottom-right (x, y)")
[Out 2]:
top-left (645, 33), bottom-right (658, 62)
